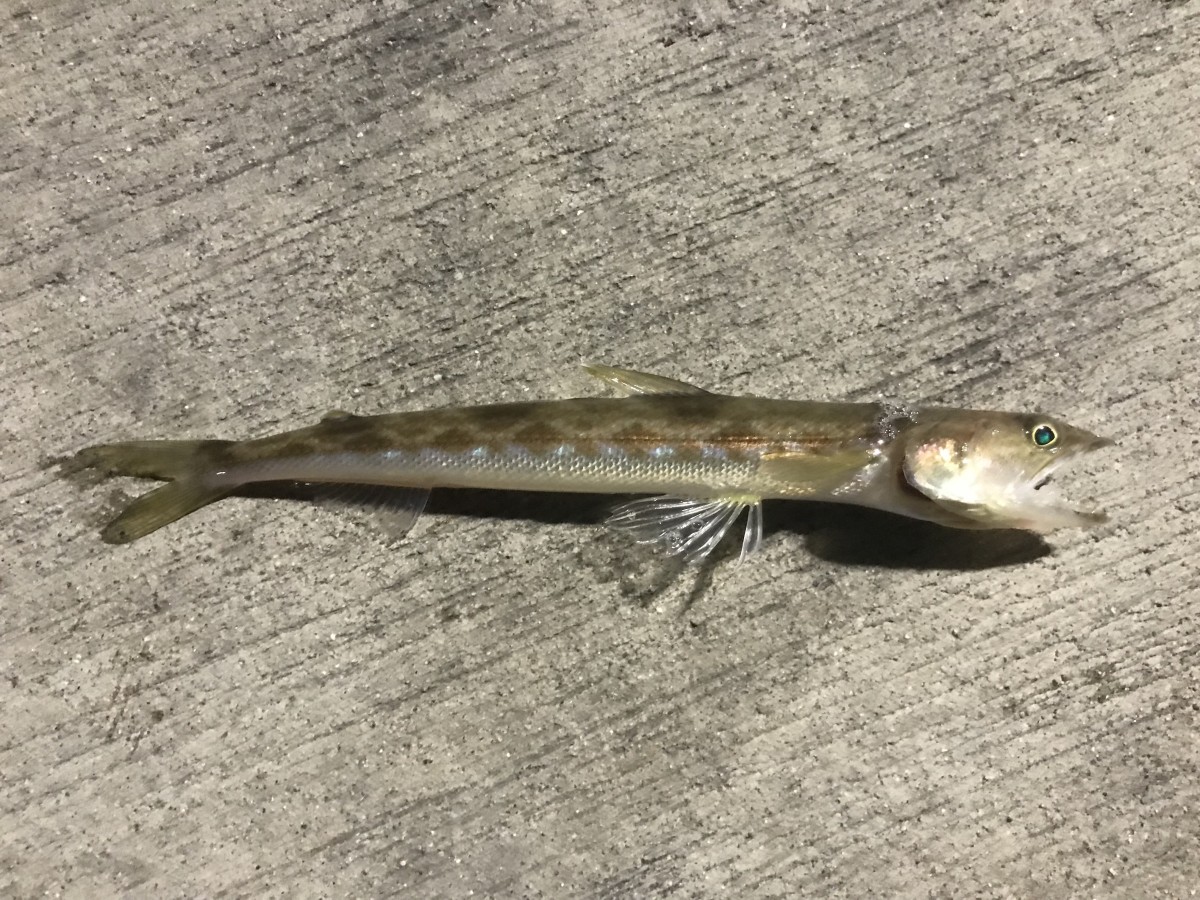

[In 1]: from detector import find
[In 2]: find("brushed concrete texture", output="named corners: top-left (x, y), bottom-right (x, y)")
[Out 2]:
top-left (3, 1), bottom-right (1199, 897)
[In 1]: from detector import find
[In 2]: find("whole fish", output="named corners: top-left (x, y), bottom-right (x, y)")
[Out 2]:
top-left (68, 365), bottom-right (1113, 562)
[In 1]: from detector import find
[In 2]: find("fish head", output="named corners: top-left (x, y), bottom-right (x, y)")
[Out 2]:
top-left (901, 411), bottom-right (1114, 532)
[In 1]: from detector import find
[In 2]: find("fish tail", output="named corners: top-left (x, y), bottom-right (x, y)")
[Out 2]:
top-left (72, 440), bottom-right (235, 544)
top-left (72, 439), bottom-right (232, 480)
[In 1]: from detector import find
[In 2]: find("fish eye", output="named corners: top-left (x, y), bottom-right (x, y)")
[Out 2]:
top-left (1032, 424), bottom-right (1058, 448)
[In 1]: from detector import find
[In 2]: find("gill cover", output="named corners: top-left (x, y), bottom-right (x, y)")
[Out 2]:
top-left (902, 433), bottom-right (1005, 525)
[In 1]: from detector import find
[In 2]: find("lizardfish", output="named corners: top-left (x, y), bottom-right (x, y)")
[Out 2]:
top-left (67, 365), bottom-right (1114, 562)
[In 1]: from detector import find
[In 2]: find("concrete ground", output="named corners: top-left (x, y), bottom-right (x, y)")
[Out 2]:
top-left (3, 1), bottom-right (1199, 896)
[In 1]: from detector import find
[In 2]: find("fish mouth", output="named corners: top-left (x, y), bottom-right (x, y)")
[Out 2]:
top-left (1019, 439), bottom-right (1113, 530)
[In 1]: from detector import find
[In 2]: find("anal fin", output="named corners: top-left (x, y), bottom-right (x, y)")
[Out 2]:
top-left (311, 483), bottom-right (431, 541)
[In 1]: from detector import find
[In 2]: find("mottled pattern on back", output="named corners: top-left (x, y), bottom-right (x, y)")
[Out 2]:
top-left (230, 396), bottom-right (887, 462)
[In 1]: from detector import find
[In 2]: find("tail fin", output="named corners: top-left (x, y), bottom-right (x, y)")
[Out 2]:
top-left (71, 440), bottom-right (235, 544)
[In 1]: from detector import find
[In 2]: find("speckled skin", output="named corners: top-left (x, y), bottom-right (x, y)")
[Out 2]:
top-left (212, 395), bottom-right (898, 497)
top-left (76, 393), bottom-right (1111, 543)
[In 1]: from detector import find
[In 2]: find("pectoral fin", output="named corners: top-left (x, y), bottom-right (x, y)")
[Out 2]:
top-left (759, 448), bottom-right (876, 497)
top-left (583, 364), bottom-right (711, 396)
top-left (607, 494), bottom-right (763, 563)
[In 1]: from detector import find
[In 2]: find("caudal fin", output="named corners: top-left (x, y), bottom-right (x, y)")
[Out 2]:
top-left (70, 440), bottom-right (234, 544)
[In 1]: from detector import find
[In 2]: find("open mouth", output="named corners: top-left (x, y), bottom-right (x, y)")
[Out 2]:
top-left (1017, 453), bottom-right (1109, 530)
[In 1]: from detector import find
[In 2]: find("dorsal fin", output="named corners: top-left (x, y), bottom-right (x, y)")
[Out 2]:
top-left (583, 364), bottom-right (711, 396)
